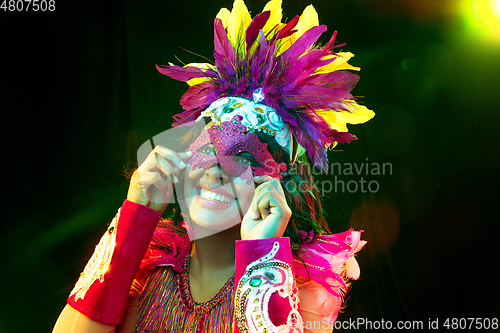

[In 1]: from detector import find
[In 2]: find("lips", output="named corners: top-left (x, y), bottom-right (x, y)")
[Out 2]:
top-left (194, 183), bottom-right (236, 210)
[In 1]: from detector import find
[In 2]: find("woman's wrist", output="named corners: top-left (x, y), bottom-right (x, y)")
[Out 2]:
top-left (67, 200), bottom-right (162, 325)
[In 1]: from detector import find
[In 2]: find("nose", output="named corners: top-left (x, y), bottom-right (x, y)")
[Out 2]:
top-left (205, 163), bottom-right (230, 185)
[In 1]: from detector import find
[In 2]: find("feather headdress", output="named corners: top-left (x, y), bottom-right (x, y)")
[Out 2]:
top-left (157, 0), bottom-right (374, 170)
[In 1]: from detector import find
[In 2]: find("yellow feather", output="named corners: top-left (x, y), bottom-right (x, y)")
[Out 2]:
top-left (216, 8), bottom-right (231, 29)
top-left (338, 101), bottom-right (376, 124)
top-left (316, 110), bottom-right (349, 132)
top-left (316, 101), bottom-right (374, 139)
top-left (186, 77), bottom-right (212, 87)
top-left (276, 4), bottom-right (319, 56)
top-left (184, 63), bottom-right (216, 86)
top-left (226, 0), bottom-right (251, 55)
top-left (313, 52), bottom-right (361, 75)
top-left (325, 141), bottom-right (338, 150)
top-left (315, 109), bottom-right (338, 125)
top-left (262, 0), bottom-right (282, 34)
top-left (294, 4), bottom-right (319, 39)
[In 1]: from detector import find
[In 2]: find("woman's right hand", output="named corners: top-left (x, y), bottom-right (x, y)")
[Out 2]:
top-left (127, 145), bottom-right (193, 214)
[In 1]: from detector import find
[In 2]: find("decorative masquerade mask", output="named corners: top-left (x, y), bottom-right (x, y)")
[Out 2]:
top-left (188, 115), bottom-right (287, 184)
top-left (197, 89), bottom-right (291, 154)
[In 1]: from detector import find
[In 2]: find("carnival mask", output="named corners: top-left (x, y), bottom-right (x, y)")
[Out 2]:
top-left (188, 116), bottom-right (287, 184)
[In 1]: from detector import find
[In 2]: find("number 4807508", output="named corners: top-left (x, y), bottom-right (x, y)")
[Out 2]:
top-left (1, 0), bottom-right (56, 11)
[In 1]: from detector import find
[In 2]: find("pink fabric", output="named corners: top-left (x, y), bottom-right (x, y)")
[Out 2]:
top-left (67, 200), bottom-right (162, 325)
top-left (234, 237), bottom-right (298, 332)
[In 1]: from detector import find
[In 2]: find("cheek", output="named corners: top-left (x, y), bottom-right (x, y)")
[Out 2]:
top-left (184, 165), bottom-right (204, 194)
top-left (233, 179), bottom-right (256, 210)
top-left (186, 164), bottom-right (204, 180)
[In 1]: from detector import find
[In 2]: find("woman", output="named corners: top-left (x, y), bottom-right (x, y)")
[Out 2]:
top-left (53, 0), bottom-right (373, 332)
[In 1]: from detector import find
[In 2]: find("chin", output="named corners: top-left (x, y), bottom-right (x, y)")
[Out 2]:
top-left (191, 204), bottom-right (242, 229)
top-left (184, 199), bottom-right (246, 240)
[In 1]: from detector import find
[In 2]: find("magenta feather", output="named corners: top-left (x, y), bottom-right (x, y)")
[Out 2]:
top-left (276, 15), bottom-right (300, 40)
top-left (246, 11), bottom-right (270, 52)
top-left (213, 18), bottom-right (236, 76)
top-left (324, 129), bottom-right (357, 144)
top-left (179, 81), bottom-right (221, 113)
top-left (279, 25), bottom-right (327, 64)
top-left (156, 64), bottom-right (218, 82)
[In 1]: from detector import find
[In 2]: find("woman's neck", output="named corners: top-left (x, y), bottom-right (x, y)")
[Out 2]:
top-left (189, 223), bottom-right (240, 276)
top-left (187, 223), bottom-right (239, 302)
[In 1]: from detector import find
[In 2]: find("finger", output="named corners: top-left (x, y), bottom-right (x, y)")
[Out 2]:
top-left (253, 177), bottom-right (285, 200)
top-left (153, 153), bottom-right (176, 180)
top-left (253, 174), bottom-right (272, 185)
top-left (252, 178), bottom-right (284, 203)
top-left (137, 152), bottom-right (177, 186)
top-left (257, 191), bottom-right (285, 220)
top-left (179, 151), bottom-right (194, 161)
top-left (136, 170), bottom-right (169, 189)
top-left (252, 184), bottom-right (281, 220)
top-left (151, 175), bottom-right (174, 203)
top-left (152, 146), bottom-right (189, 169)
top-left (141, 170), bottom-right (176, 203)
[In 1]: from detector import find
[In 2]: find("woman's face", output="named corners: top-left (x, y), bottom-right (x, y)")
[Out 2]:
top-left (182, 118), bottom-right (286, 238)
top-left (183, 121), bottom-right (260, 236)
top-left (183, 147), bottom-right (256, 234)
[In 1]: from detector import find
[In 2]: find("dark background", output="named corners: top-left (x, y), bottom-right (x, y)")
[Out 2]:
top-left (1, 0), bottom-right (499, 332)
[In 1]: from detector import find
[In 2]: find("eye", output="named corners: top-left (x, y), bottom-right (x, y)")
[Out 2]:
top-left (233, 156), bottom-right (251, 166)
top-left (198, 144), bottom-right (216, 156)
top-left (234, 152), bottom-right (261, 168)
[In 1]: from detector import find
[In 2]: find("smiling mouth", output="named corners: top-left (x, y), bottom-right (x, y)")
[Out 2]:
top-left (198, 188), bottom-right (235, 204)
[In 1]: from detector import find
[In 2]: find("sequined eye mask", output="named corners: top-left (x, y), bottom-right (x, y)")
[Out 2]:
top-left (188, 116), bottom-right (287, 184)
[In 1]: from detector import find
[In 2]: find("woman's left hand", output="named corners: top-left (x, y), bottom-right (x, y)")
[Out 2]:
top-left (240, 175), bottom-right (292, 240)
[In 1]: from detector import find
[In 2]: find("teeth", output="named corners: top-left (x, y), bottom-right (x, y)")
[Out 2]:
top-left (199, 188), bottom-right (232, 203)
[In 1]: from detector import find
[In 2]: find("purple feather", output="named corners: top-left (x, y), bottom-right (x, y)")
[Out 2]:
top-left (276, 107), bottom-right (298, 127)
top-left (289, 123), bottom-right (328, 169)
top-left (180, 82), bottom-right (220, 112)
top-left (285, 49), bottom-right (328, 83)
top-left (290, 85), bottom-right (354, 109)
top-left (301, 71), bottom-right (360, 95)
top-left (279, 25), bottom-right (327, 64)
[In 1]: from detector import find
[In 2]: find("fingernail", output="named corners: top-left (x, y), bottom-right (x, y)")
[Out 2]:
top-left (180, 161), bottom-right (186, 167)
top-left (174, 176), bottom-right (179, 183)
